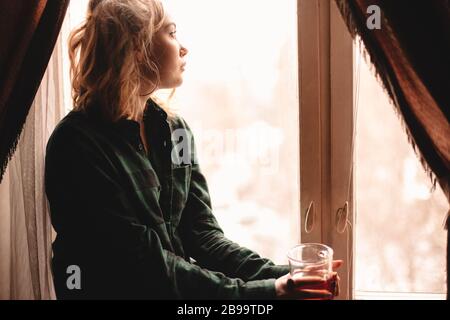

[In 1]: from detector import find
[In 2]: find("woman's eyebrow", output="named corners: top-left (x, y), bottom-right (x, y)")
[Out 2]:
top-left (165, 22), bottom-right (177, 29)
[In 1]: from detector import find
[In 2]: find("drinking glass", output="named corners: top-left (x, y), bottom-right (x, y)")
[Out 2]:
top-left (287, 243), bottom-right (337, 295)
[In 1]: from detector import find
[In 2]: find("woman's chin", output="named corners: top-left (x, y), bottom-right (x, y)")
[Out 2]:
top-left (160, 78), bottom-right (184, 90)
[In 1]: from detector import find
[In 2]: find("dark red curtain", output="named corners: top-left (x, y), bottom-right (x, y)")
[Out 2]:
top-left (0, 0), bottom-right (70, 182)
top-left (335, 0), bottom-right (450, 298)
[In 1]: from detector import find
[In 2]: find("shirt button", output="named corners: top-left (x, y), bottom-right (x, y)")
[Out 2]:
top-left (163, 141), bottom-right (167, 147)
top-left (138, 144), bottom-right (143, 151)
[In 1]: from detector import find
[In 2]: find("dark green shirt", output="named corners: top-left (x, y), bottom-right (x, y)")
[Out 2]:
top-left (45, 99), bottom-right (289, 299)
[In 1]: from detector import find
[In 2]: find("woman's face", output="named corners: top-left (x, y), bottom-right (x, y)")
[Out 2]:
top-left (152, 15), bottom-right (188, 89)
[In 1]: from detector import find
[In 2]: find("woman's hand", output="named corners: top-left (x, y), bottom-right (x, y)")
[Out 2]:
top-left (275, 260), bottom-right (343, 300)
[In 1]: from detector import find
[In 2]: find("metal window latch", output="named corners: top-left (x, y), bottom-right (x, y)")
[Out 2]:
top-left (304, 201), bottom-right (315, 233)
top-left (336, 201), bottom-right (349, 234)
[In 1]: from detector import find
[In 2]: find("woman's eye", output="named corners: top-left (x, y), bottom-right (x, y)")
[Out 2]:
top-left (170, 31), bottom-right (177, 38)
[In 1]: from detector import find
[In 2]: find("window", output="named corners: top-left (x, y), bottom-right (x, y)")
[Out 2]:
top-left (297, 0), bottom-right (447, 299)
top-left (354, 43), bottom-right (448, 299)
top-left (165, 0), bottom-right (300, 264)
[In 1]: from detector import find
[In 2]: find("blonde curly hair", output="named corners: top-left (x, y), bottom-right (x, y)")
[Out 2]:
top-left (68, 0), bottom-right (169, 122)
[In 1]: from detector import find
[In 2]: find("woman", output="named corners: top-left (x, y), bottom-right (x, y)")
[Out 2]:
top-left (45, 0), bottom-right (340, 299)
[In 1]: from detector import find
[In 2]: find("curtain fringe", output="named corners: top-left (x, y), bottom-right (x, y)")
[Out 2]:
top-left (0, 124), bottom-right (27, 182)
top-left (335, 0), bottom-right (438, 193)
top-left (0, 0), bottom-right (70, 185)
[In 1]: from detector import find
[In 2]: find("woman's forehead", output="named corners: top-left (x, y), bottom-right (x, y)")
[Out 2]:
top-left (162, 14), bottom-right (176, 27)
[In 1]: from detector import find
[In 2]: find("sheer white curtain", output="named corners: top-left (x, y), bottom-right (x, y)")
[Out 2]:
top-left (0, 15), bottom-right (70, 300)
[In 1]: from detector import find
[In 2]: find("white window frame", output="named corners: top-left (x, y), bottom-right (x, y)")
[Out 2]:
top-left (298, 0), bottom-right (354, 300)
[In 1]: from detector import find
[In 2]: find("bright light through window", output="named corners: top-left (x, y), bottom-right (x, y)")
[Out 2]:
top-left (165, 0), bottom-right (300, 264)
top-left (354, 44), bottom-right (447, 298)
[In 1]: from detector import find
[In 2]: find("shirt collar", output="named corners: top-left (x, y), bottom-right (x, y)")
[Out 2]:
top-left (144, 98), bottom-right (168, 121)
top-left (115, 98), bottom-right (169, 141)
top-left (80, 98), bottom-right (168, 141)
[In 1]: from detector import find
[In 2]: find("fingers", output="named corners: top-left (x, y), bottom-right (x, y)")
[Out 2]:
top-left (294, 289), bottom-right (333, 300)
top-left (292, 275), bottom-right (327, 286)
top-left (335, 274), bottom-right (340, 296)
top-left (287, 277), bottom-right (326, 291)
top-left (326, 272), bottom-right (340, 296)
top-left (288, 275), bottom-right (331, 294)
top-left (334, 277), bottom-right (340, 296)
top-left (284, 273), bottom-right (339, 299)
top-left (332, 260), bottom-right (343, 270)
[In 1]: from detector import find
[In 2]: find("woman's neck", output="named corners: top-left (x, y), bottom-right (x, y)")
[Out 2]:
top-left (127, 94), bottom-right (151, 122)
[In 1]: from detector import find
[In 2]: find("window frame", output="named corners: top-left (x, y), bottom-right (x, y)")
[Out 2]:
top-left (299, 0), bottom-right (446, 300)
top-left (298, 0), bottom-right (354, 300)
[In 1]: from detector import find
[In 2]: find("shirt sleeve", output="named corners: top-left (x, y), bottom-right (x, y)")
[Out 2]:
top-left (178, 118), bottom-right (291, 282)
top-left (45, 122), bottom-right (277, 300)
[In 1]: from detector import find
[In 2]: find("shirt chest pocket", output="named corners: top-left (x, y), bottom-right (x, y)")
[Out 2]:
top-left (124, 168), bottom-right (161, 193)
top-left (121, 167), bottom-right (165, 225)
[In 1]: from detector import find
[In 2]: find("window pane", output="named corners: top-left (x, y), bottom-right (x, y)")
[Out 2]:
top-left (165, 0), bottom-right (299, 263)
top-left (354, 44), bottom-right (447, 295)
